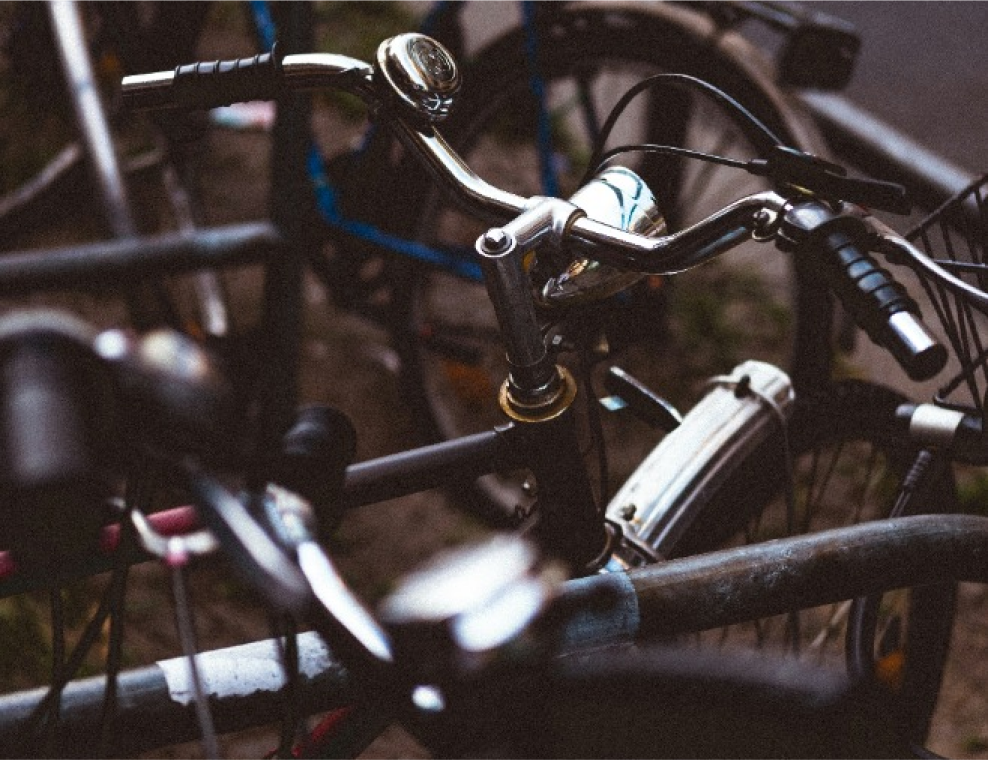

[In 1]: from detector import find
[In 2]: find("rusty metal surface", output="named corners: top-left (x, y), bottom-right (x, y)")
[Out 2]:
top-left (625, 514), bottom-right (988, 637)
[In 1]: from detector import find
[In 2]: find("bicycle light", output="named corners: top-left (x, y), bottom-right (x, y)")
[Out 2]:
top-left (538, 167), bottom-right (666, 308)
top-left (605, 360), bottom-right (795, 567)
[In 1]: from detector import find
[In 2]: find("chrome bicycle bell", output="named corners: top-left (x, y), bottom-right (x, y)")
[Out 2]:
top-left (539, 166), bottom-right (666, 308)
top-left (378, 535), bottom-right (565, 675)
top-left (375, 33), bottom-right (461, 123)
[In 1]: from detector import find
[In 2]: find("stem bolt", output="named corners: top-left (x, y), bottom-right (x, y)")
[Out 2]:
top-left (481, 228), bottom-right (511, 253)
top-left (752, 208), bottom-right (779, 240)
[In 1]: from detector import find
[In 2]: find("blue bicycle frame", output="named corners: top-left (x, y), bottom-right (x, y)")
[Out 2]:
top-left (248, 0), bottom-right (564, 285)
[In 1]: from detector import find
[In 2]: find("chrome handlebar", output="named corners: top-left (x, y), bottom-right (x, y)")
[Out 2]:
top-left (121, 36), bottom-right (953, 385)
top-left (122, 46), bottom-right (787, 278)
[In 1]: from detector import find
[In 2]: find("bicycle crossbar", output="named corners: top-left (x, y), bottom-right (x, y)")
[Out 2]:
top-left (0, 514), bottom-right (984, 755)
top-left (0, 222), bottom-right (284, 295)
top-left (342, 425), bottom-right (522, 516)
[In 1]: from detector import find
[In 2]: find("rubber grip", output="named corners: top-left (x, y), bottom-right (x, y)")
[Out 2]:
top-left (172, 48), bottom-right (282, 110)
top-left (802, 217), bottom-right (947, 381)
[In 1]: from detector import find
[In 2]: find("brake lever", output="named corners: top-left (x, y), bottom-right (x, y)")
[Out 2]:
top-left (749, 145), bottom-right (911, 215)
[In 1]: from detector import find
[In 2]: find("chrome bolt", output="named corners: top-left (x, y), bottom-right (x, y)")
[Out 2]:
top-left (752, 208), bottom-right (779, 236)
top-left (481, 228), bottom-right (511, 253)
top-left (618, 503), bottom-right (637, 521)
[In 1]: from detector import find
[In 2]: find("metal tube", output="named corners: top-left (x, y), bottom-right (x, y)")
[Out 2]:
top-left (476, 233), bottom-right (557, 396)
top-left (560, 514), bottom-right (988, 649)
top-left (800, 91), bottom-right (976, 213)
top-left (0, 223), bottom-right (284, 294)
top-left (342, 427), bottom-right (520, 513)
top-left (49, 0), bottom-right (138, 239)
top-left (385, 121), bottom-right (527, 224)
top-left (126, 52), bottom-right (782, 276)
top-left (0, 515), bottom-right (985, 754)
top-left (0, 632), bottom-right (352, 757)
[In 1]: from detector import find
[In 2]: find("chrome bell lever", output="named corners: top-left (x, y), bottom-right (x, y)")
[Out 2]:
top-left (374, 33), bottom-right (461, 123)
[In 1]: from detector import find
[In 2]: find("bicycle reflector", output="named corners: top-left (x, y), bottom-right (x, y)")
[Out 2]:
top-left (0, 311), bottom-right (115, 570)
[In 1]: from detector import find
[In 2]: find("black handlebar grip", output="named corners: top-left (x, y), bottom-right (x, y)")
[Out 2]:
top-left (172, 48), bottom-right (283, 111)
top-left (801, 217), bottom-right (947, 381)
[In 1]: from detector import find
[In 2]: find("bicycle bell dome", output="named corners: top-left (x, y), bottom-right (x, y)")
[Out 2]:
top-left (375, 33), bottom-right (461, 123)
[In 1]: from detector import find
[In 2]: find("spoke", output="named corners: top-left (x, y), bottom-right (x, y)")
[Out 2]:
top-left (18, 582), bottom-right (116, 753)
top-left (849, 444), bottom-right (882, 525)
top-left (785, 610), bottom-right (802, 656)
top-left (97, 563), bottom-right (130, 756)
top-left (805, 442), bottom-right (844, 533)
top-left (808, 599), bottom-right (854, 653)
top-left (678, 127), bottom-right (740, 214)
top-left (171, 555), bottom-right (220, 760)
top-left (44, 589), bottom-right (66, 755)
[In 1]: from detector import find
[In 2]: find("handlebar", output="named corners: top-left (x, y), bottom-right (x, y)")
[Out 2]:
top-left (120, 36), bottom-right (949, 384)
top-left (778, 206), bottom-right (947, 381)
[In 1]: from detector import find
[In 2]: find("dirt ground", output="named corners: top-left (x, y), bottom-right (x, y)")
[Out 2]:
top-left (1, 3), bottom-right (986, 758)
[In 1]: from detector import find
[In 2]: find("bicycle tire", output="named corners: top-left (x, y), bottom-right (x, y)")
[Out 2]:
top-left (411, 643), bottom-right (910, 758)
top-left (393, 3), bottom-right (830, 515)
top-left (661, 379), bottom-right (957, 745)
top-left (95, 2), bottom-right (235, 340)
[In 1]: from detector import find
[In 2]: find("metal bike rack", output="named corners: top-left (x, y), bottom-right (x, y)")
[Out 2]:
top-left (1, 514), bottom-right (984, 757)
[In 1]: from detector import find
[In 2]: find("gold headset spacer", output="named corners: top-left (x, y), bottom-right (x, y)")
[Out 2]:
top-left (498, 366), bottom-right (578, 423)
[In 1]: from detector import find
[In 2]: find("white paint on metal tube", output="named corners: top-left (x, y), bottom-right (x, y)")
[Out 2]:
top-left (157, 630), bottom-right (334, 705)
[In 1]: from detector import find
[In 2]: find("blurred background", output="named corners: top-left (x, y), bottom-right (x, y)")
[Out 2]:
top-left (807, 1), bottom-right (988, 172)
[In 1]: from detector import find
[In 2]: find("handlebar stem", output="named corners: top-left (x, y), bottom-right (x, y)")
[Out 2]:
top-left (476, 197), bottom-right (586, 407)
top-left (476, 227), bottom-right (559, 405)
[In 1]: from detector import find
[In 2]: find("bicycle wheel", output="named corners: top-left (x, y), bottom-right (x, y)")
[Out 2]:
top-left (395, 3), bottom-right (829, 514)
top-left (95, 2), bottom-right (237, 340)
top-left (414, 643), bottom-right (909, 758)
top-left (653, 379), bottom-right (957, 745)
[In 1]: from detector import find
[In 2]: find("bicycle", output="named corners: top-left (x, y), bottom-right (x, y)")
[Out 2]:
top-left (0, 0), bottom-right (235, 341)
top-left (237, 2), bottom-right (873, 456)
top-left (0, 30), bottom-right (970, 757)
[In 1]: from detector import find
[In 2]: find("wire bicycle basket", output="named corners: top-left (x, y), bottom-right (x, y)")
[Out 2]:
top-left (903, 173), bottom-right (988, 416)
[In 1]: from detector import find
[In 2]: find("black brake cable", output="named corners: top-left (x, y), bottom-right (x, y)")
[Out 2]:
top-left (580, 72), bottom-right (785, 187)
top-left (592, 143), bottom-right (752, 176)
